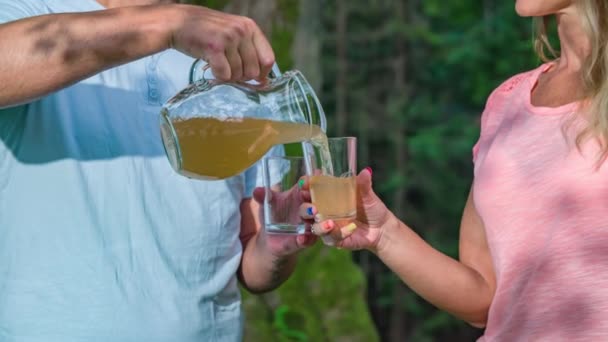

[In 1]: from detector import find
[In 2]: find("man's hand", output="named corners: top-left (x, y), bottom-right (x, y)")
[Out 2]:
top-left (238, 177), bottom-right (316, 293)
top-left (168, 5), bottom-right (275, 81)
top-left (251, 182), bottom-right (317, 257)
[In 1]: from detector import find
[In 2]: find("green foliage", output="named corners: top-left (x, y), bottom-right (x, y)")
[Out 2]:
top-left (273, 305), bottom-right (308, 341)
top-left (242, 244), bottom-right (379, 342)
top-left (272, 29), bottom-right (295, 70)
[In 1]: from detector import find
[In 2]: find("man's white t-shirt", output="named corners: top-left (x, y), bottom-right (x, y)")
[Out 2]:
top-left (0, 1), bottom-right (280, 341)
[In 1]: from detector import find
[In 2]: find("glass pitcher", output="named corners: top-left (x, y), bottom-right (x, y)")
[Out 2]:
top-left (159, 60), bottom-right (327, 180)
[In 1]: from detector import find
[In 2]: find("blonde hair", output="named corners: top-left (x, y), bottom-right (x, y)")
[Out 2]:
top-left (534, 0), bottom-right (608, 163)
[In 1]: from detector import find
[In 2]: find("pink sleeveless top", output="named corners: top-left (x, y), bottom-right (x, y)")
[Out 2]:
top-left (473, 63), bottom-right (608, 341)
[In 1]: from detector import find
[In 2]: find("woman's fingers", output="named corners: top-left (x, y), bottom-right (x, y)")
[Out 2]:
top-left (297, 176), bottom-right (311, 202)
top-left (311, 220), bottom-right (334, 236)
top-left (331, 222), bottom-right (358, 240)
top-left (297, 174), bottom-right (360, 245)
top-left (299, 189), bottom-right (311, 202)
top-left (299, 203), bottom-right (317, 220)
top-left (312, 220), bottom-right (358, 246)
top-left (297, 176), bottom-right (310, 191)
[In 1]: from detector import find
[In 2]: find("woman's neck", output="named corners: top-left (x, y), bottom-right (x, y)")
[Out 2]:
top-left (554, 7), bottom-right (591, 72)
top-left (531, 6), bottom-right (591, 108)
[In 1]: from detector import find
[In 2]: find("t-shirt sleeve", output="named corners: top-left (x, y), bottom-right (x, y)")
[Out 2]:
top-left (472, 70), bottom-right (534, 163)
top-left (0, 0), bottom-right (49, 24)
top-left (243, 145), bottom-right (286, 198)
top-left (472, 94), bottom-right (497, 163)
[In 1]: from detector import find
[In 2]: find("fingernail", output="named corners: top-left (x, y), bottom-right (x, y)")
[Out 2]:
top-left (298, 179), bottom-right (305, 189)
top-left (364, 167), bottom-right (373, 176)
top-left (307, 207), bottom-right (314, 216)
top-left (324, 220), bottom-right (335, 230)
top-left (344, 223), bottom-right (357, 232)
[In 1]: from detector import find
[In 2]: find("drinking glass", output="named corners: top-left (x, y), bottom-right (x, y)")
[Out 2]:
top-left (263, 156), bottom-right (307, 235)
top-left (306, 137), bottom-right (357, 222)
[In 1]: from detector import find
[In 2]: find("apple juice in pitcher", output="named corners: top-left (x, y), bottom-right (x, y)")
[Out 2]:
top-left (160, 63), bottom-right (330, 180)
top-left (163, 116), bottom-right (326, 180)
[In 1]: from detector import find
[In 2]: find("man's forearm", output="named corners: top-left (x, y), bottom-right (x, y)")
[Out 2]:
top-left (0, 5), bottom-right (174, 107)
top-left (238, 233), bottom-right (298, 294)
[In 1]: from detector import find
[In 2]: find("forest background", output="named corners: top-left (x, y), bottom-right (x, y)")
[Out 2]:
top-left (194, 0), bottom-right (541, 341)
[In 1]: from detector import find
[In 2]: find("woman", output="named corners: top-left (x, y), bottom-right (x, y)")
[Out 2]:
top-left (304, 0), bottom-right (608, 340)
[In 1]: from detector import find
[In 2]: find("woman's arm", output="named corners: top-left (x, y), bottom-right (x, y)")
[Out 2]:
top-left (374, 187), bottom-right (495, 327)
top-left (309, 169), bottom-right (496, 327)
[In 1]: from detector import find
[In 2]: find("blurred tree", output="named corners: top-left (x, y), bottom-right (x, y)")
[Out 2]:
top-left (319, 0), bottom-right (537, 341)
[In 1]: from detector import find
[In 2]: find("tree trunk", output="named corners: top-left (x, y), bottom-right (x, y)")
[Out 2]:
top-left (292, 0), bottom-right (323, 92)
top-left (223, 0), bottom-right (277, 35)
top-left (335, 0), bottom-right (348, 136)
top-left (388, 0), bottom-right (410, 340)
top-left (483, 0), bottom-right (495, 36)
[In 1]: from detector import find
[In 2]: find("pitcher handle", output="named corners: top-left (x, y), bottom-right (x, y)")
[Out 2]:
top-left (189, 59), bottom-right (280, 84)
top-left (189, 59), bottom-right (210, 84)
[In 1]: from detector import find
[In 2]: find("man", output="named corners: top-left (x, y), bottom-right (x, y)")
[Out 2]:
top-left (0, 1), bottom-right (315, 341)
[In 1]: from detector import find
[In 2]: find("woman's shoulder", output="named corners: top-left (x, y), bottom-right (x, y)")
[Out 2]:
top-left (485, 63), bottom-right (549, 107)
top-left (475, 64), bottom-right (550, 145)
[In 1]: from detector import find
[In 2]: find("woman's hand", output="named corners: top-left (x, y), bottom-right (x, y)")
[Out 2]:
top-left (301, 168), bottom-right (396, 251)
